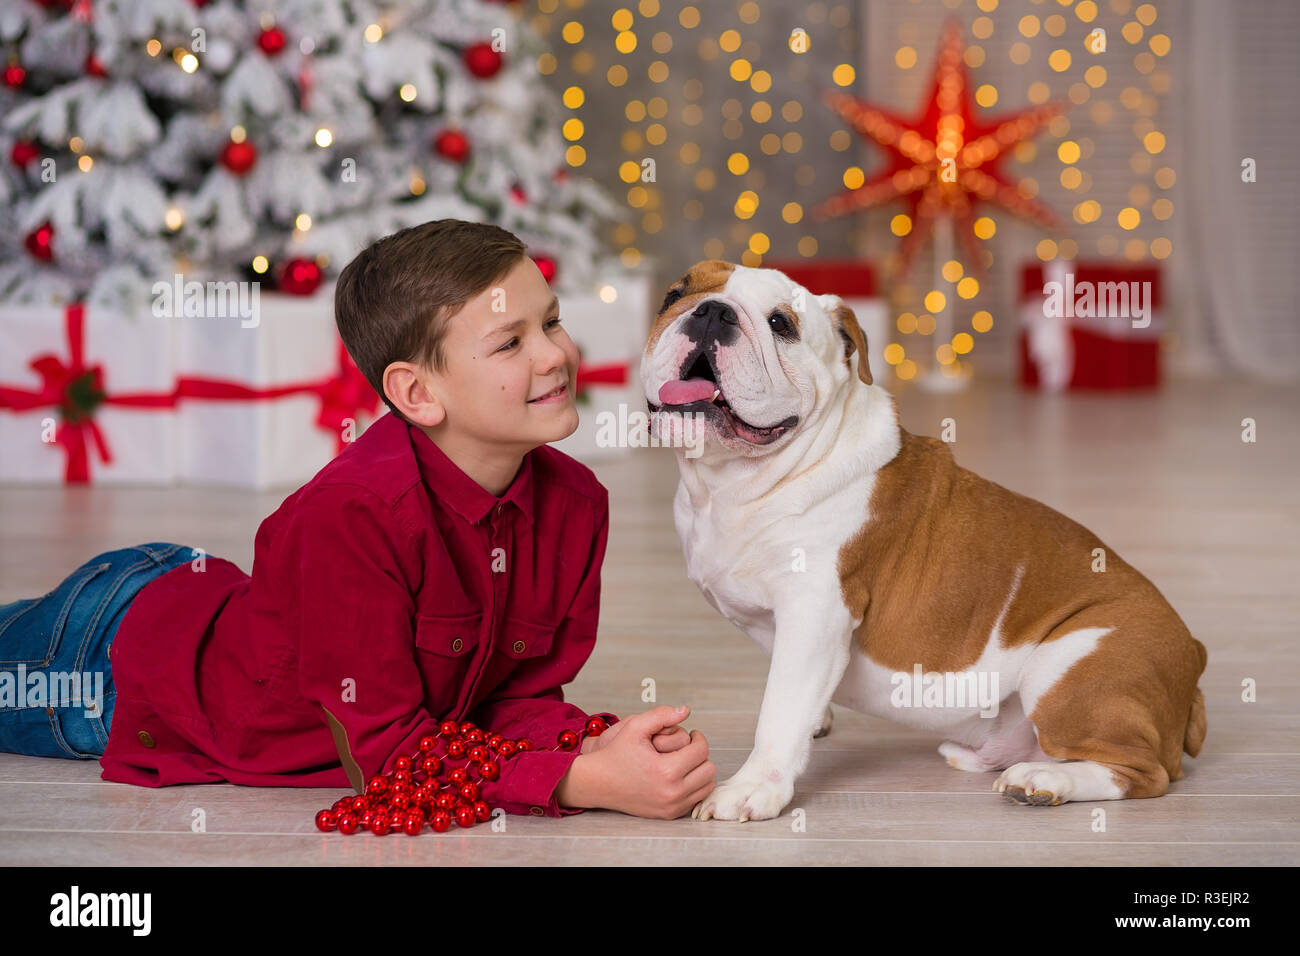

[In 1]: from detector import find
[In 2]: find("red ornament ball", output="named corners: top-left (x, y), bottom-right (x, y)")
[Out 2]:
top-left (585, 716), bottom-right (609, 737)
top-left (455, 805), bottom-right (477, 828)
top-left (12, 141), bottom-right (41, 169)
top-left (433, 129), bottom-right (470, 164)
top-left (497, 741), bottom-right (517, 758)
top-left (25, 221), bottom-right (54, 262)
top-left (438, 720), bottom-right (460, 738)
top-left (463, 42), bottom-right (503, 78)
top-left (534, 256), bottom-right (557, 285)
top-left (478, 759), bottom-right (500, 781)
top-left (3, 63), bottom-right (26, 88)
top-left (85, 53), bottom-right (107, 77)
top-left (418, 734), bottom-right (437, 752)
top-left (258, 27), bottom-right (287, 56)
top-left (402, 815), bottom-right (423, 836)
top-left (431, 811), bottom-right (452, 833)
top-left (370, 815), bottom-right (391, 836)
top-left (447, 739), bottom-right (467, 759)
top-left (314, 809), bottom-right (338, 832)
top-left (448, 767), bottom-right (468, 786)
top-left (473, 800), bottom-right (491, 822)
top-left (557, 729), bottom-right (580, 752)
top-left (337, 814), bottom-right (359, 835)
top-left (276, 257), bottom-right (323, 296)
top-left (420, 755), bottom-right (441, 776)
top-left (220, 139), bottom-right (257, 175)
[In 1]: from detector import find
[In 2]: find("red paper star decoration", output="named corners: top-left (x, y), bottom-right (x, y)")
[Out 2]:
top-left (813, 18), bottom-right (1068, 276)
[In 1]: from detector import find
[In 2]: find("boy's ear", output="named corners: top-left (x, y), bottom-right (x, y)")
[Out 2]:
top-left (383, 361), bottom-right (446, 427)
top-left (820, 294), bottom-right (873, 386)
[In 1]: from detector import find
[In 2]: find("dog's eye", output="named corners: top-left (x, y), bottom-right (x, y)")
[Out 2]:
top-left (768, 309), bottom-right (797, 339)
top-left (661, 287), bottom-right (684, 313)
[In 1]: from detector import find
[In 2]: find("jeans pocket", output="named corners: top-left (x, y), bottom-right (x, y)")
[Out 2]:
top-left (0, 561), bottom-right (111, 666)
top-left (0, 704), bottom-right (100, 759)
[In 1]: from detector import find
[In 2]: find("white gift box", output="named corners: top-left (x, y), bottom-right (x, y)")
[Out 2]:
top-left (550, 269), bottom-right (655, 463)
top-left (0, 303), bottom-right (177, 484)
top-left (174, 282), bottom-right (380, 489)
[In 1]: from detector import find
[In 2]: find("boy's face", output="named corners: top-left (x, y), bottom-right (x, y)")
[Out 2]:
top-left (395, 256), bottom-right (580, 452)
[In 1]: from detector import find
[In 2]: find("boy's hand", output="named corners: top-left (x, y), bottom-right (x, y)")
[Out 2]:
top-left (574, 705), bottom-right (715, 820)
top-left (581, 716), bottom-right (692, 754)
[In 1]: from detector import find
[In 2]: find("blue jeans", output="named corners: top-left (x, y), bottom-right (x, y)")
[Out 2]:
top-left (0, 542), bottom-right (197, 759)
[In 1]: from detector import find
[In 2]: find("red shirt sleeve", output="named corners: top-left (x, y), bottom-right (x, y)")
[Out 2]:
top-left (284, 484), bottom-right (445, 791)
top-left (467, 487), bottom-right (621, 817)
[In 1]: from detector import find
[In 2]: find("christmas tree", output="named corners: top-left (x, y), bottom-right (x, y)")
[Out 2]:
top-left (0, 0), bottom-right (624, 311)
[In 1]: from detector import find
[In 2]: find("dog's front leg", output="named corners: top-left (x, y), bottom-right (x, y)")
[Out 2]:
top-left (693, 599), bottom-right (856, 822)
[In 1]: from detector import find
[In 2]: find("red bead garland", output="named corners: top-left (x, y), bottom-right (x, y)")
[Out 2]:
top-left (314, 716), bottom-right (608, 836)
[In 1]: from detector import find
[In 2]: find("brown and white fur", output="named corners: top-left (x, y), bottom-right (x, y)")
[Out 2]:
top-left (640, 260), bottom-right (1208, 821)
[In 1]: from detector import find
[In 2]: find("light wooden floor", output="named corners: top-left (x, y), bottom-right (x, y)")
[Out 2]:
top-left (1, 375), bottom-right (1297, 865)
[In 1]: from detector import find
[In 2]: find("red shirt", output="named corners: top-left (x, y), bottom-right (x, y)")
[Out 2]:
top-left (100, 412), bottom-right (620, 817)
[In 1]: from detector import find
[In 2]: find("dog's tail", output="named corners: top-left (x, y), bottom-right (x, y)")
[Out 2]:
top-left (1183, 686), bottom-right (1207, 758)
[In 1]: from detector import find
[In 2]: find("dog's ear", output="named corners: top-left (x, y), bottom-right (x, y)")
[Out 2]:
top-left (820, 294), bottom-right (873, 386)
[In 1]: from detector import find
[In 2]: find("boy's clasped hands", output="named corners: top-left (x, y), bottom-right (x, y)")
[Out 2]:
top-left (559, 705), bottom-right (715, 819)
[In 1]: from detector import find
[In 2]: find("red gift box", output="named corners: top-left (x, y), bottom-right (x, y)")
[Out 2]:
top-left (1019, 262), bottom-right (1163, 390)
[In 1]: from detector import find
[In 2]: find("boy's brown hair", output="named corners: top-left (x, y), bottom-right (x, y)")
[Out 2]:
top-left (334, 219), bottom-right (527, 421)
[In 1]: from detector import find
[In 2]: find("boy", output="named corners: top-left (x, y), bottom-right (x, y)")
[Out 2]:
top-left (0, 219), bottom-right (715, 821)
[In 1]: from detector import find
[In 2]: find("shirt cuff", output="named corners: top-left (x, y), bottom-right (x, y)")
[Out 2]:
top-left (493, 711), bottom-right (620, 818)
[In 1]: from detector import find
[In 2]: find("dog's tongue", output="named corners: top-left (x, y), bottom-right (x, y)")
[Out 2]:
top-left (658, 378), bottom-right (717, 405)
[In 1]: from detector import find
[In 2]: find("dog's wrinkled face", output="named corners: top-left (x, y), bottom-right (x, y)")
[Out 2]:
top-left (642, 260), bottom-right (873, 458)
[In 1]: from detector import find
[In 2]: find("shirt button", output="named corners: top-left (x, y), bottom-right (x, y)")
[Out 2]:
top-left (45, 706), bottom-right (55, 717)
top-left (496, 504), bottom-right (504, 516)
top-left (106, 642), bottom-right (112, 660)
top-left (529, 806), bottom-right (544, 816)
top-left (137, 731), bottom-right (155, 748)
top-left (512, 640), bottom-right (525, 654)
top-left (451, 638), bottom-right (463, 652)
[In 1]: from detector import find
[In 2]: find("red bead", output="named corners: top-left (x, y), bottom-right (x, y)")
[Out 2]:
top-left (585, 717), bottom-right (609, 737)
top-left (332, 797), bottom-right (352, 813)
top-left (420, 755), bottom-right (441, 776)
top-left (435, 791), bottom-right (457, 811)
top-left (391, 769), bottom-right (412, 787)
top-left (464, 728), bottom-right (485, 744)
top-left (360, 810), bottom-right (375, 827)
top-left (459, 782), bottom-right (479, 803)
top-left (487, 734), bottom-right (504, 751)
top-left (447, 739), bottom-right (467, 759)
top-left (337, 814), bottom-right (359, 835)
top-left (387, 811), bottom-right (404, 828)
top-left (394, 755), bottom-right (412, 772)
top-left (413, 787), bottom-right (433, 807)
top-left (438, 720), bottom-right (460, 738)
top-left (516, 738), bottom-right (533, 752)
top-left (455, 805), bottom-right (477, 828)
top-left (448, 767), bottom-right (468, 786)
top-left (370, 816), bottom-right (391, 836)
top-left (473, 801), bottom-right (491, 822)
top-left (402, 815), bottom-right (423, 836)
top-left (350, 796), bottom-right (369, 813)
top-left (468, 745), bottom-right (489, 764)
top-left (407, 805), bottom-right (427, 823)
top-left (390, 792), bottom-right (410, 811)
top-left (315, 809), bottom-right (337, 832)
top-left (498, 741), bottom-right (517, 758)
top-left (365, 775), bottom-right (388, 796)
top-left (419, 735), bottom-right (438, 752)
top-left (431, 811), bottom-right (452, 833)
top-left (557, 730), bottom-right (579, 751)
top-left (478, 760), bottom-right (500, 781)
top-left (459, 721), bottom-right (477, 735)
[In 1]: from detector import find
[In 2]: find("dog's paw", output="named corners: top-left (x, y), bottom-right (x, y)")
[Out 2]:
top-left (994, 762), bottom-right (1072, 806)
top-left (692, 772), bottom-right (792, 822)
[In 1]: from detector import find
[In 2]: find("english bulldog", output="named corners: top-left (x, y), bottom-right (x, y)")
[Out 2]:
top-left (641, 260), bottom-right (1208, 821)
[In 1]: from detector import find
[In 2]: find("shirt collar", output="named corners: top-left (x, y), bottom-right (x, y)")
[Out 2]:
top-left (408, 421), bottom-right (536, 527)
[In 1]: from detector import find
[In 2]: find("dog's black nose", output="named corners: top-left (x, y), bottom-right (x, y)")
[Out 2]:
top-left (691, 299), bottom-right (739, 325)
top-left (681, 299), bottom-right (743, 349)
